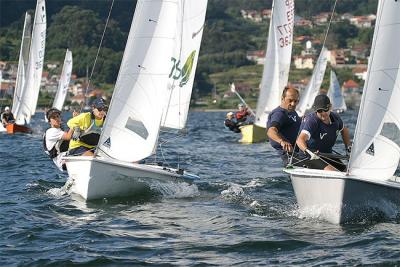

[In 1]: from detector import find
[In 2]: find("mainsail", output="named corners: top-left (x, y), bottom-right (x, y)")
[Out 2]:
top-left (96, 0), bottom-right (179, 162)
top-left (12, 13), bottom-right (32, 116)
top-left (161, 1), bottom-right (207, 130)
top-left (14, 0), bottom-right (46, 125)
top-left (296, 46), bottom-right (328, 116)
top-left (327, 70), bottom-right (347, 112)
top-left (52, 49), bottom-right (73, 110)
top-left (254, 0), bottom-right (294, 127)
top-left (349, 0), bottom-right (400, 180)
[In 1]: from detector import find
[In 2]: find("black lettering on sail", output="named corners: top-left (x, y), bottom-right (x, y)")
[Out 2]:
top-left (366, 143), bottom-right (375, 156)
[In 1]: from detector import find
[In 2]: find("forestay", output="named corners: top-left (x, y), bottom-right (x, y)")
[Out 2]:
top-left (161, 0), bottom-right (208, 130)
top-left (255, 0), bottom-right (294, 128)
top-left (296, 46), bottom-right (328, 116)
top-left (14, 0), bottom-right (46, 125)
top-left (96, 0), bottom-right (178, 162)
top-left (349, 0), bottom-right (400, 180)
top-left (12, 13), bottom-right (31, 117)
top-left (52, 49), bottom-right (73, 111)
top-left (327, 70), bottom-right (347, 112)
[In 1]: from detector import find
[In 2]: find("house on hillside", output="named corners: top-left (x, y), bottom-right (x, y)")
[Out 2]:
top-left (294, 55), bottom-right (314, 69)
top-left (246, 50), bottom-right (265, 65)
top-left (352, 66), bottom-right (368, 81)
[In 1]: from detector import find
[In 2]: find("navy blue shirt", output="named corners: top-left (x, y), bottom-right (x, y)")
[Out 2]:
top-left (300, 112), bottom-right (344, 153)
top-left (267, 106), bottom-right (301, 150)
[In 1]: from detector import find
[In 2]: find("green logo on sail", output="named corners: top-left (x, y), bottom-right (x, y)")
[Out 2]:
top-left (169, 50), bottom-right (196, 87)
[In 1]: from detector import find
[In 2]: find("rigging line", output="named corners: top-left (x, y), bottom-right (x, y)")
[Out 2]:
top-left (81, 0), bottom-right (115, 112)
top-left (321, 0), bottom-right (338, 49)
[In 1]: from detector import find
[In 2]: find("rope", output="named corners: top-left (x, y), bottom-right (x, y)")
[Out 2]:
top-left (81, 0), bottom-right (115, 112)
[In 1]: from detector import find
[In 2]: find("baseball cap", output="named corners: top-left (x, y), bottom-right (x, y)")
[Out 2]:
top-left (312, 94), bottom-right (331, 111)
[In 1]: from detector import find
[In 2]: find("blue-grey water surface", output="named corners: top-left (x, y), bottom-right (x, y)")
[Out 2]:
top-left (1, 110), bottom-right (400, 266)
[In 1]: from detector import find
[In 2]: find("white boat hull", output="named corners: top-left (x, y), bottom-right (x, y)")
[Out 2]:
top-left (64, 156), bottom-right (198, 201)
top-left (0, 123), bottom-right (5, 132)
top-left (284, 167), bottom-right (400, 224)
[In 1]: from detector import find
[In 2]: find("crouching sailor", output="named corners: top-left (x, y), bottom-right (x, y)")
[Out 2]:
top-left (267, 87), bottom-right (302, 166)
top-left (67, 98), bottom-right (107, 156)
top-left (43, 108), bottom-right (73, 171)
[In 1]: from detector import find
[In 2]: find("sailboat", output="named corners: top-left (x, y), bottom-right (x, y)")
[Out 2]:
top-left (285, 0), bottom-right (400, 224)
top-left (64, 0), bottom-right (208, 200)
top-left (8, 0), bottom-right (46, 134)
top-left (239, 0), bottom-right (294, 143)
top-left (296, 46), bottom-right (329, 117)
top-left (327, 70), bottom-right (347, 113)
top-left (52, 49), bottom-right (72, 111)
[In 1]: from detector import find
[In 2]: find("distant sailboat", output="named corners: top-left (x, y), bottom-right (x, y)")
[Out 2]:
top-left (64, 0), bottom-right (208, 200)
top-left (8, 0), bottom-right (46, 134)
top-left (0, 70), bottom-right (5, 132)
top-left (285, 0), bottom-right (400, 224)
top-left (327, 70), bottom-right (347, 113)
top-left (239, 0), bottom-right (294, 143)
top-left (296, 46), bottom-right (329, 116)
top-left (52, 49), bottom-right (73, 111)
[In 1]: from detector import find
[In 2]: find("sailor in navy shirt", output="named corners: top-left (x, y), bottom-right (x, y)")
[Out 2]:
top-left (267, 87), bottom-right (301, 165)
top-left (296, 94), bottom-right (351, 171)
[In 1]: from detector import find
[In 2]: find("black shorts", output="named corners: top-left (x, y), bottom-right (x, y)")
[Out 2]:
top-left (297, 156), bottom-right (346, 172)
top-left (68, 146), bottom-right (93, 156)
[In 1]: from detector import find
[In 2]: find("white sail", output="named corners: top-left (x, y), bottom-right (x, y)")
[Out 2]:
top-left (254, 0), bottom-right (294, 127)
top-left (296, 46), bottom-right (328, 116)
top-left (12, 13), bottom-right (32, 116)
top-left (161, 0), bottom-right (208, 129)
top-left (96, 0), bottom-right (178, 162)
top-left (52, 49), bottom-right (72, 110)
top-left (327, 70), bottom-right (347, 112)
top-left (15, 0), bottom-right (46, 125)
top-left (349, 0), bottom-right (400, 180)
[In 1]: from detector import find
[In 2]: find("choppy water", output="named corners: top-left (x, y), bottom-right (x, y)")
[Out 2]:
top-left (1, 110), bottom-right (400, 266)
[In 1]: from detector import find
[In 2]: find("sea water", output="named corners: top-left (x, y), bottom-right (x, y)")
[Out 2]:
top-left (1, 110), bottom-right (400, 265)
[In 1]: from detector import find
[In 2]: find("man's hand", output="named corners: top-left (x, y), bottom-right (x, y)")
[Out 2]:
top-left (306, 149), bottom-right (319, 160)
top-left (72, 127), bottom-right (81, 141)
top-left (280, 140), bottom-right (293, 152)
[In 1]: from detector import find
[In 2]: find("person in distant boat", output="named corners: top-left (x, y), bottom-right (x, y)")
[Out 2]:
top-left (67, 98), bottom-right (107, 157)
top-left (43, 108), bottom-right (74, 171)
top-left (235, 103), bottom-right (253, 125)
top-left (224, 112), bottom-right (240, 133)
top-left (267, 86), bottom-right (301, 166)
top-left (296, 94), bottom-right (351, 172)
top-left (1, 106), bottom-right (15, 127)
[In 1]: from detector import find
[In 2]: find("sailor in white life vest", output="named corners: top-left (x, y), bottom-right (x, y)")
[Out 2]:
top-left (67, 98), bottom-right (107, 156)
top-left (43, 108), bottom-right (74, 171)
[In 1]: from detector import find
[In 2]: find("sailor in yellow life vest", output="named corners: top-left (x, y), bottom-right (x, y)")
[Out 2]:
top-left (67, 98), bottom-right (107, 156)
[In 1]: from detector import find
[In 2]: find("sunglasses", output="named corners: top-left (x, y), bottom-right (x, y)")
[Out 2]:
top-left (317, 108), bottom-right (330, 113)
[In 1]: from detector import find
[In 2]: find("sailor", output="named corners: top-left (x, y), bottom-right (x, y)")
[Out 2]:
top-left (224, 111), bottom-right (240, 133)
top-left (1, 106), bottom-right (15, 127)
top-left (296, 94), bottom-right (351, 171)
top-left (67, 98), bottom-right (107, 156)
top-left (43, 108), bottom-right (73, 171)
top-left (235, 103), bottom-right (252, 125)
top-left (267, 86), bottom-right (301, 166)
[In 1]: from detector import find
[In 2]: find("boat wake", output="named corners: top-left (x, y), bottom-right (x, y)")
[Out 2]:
top-left (296, 199), bottom-right (400, 224)
top-left (147, 180), bottom-right (199, 198)
top-left (221, 182), bottom-right (263, 210)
